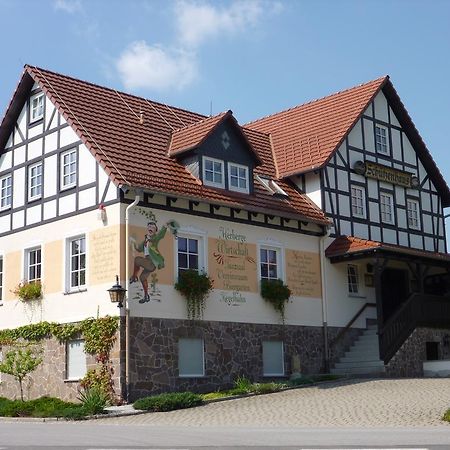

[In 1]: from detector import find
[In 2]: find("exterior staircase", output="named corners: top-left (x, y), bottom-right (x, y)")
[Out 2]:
top-left (331, 324), bottom-right (385, 376)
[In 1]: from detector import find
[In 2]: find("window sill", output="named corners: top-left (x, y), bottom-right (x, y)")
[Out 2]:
top-left (27, 196), bottom-right (42, 204)
top-left (64, 378), bottom-right (83, 383)
top-left (178, 374), bottom-right (205, 378)
top-left (29, 118), bottom-right (44, 127)
top-left (263, 374), bottom-right (286, 377)
top-left (64, 288), bottom-right (87, 295)
top-left (60, 184), bottom-right (76, 193)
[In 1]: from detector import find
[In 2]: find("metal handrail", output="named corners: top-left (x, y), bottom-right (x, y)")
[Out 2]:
top-left (330, 302), bottom-right (376, 348)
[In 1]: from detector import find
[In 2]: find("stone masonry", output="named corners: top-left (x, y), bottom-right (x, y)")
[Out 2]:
top-left (127, 317), bottom-right (358, 401)
top-left (0, 331), bottom-right (121, 402)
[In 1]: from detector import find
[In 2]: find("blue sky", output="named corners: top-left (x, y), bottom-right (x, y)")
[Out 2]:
top-left (0, 0), bottom-right (449, 233)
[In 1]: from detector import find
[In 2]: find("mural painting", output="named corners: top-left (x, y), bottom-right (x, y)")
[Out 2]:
top-left (208, 227), bottom-right (258, 306)
top-left (129, 209), bottom-right (178, 303)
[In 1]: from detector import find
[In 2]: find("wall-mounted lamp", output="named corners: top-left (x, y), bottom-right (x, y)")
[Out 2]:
top-left (108, 275), bottom-right (127, 308)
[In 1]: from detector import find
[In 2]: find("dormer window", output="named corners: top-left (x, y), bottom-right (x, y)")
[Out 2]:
top-left (202, 157), bottom-right (224, 188)
top-left (30, 92), bottom-right (44, 123)
top-left (228, 163), bottom-right (249, 194)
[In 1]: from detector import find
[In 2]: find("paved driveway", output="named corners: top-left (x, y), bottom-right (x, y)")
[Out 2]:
top-left (97, 378), bottom-right (450, 428)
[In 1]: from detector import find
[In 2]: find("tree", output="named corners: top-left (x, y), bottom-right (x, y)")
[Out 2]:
top-left (0, 345), bottom-right (43, 401)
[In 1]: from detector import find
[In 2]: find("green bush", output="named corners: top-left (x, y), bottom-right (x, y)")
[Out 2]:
top-left (289, 377), bottom-right (314, 386)
top-left (13, 281), bottom-right (42, 301)
top-left (133, 392), bottom-right (203, 412)
top-left (250, 382), bottom-right (286, 394)
top-left (443, 409), bottom-right (450, 422)
top-left (260, 279), bottom-right (291, 323)
top-left (312, 374), bottom-right (342, 382)
top-left (233, 375), bottom-right (252, 393)
top-left (0, 396), bottom-right (79, 418)
top-left (78, 386), bottom-right (110, 415)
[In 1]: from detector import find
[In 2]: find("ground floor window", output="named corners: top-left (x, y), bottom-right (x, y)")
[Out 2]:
top-left (262, 340), bottom-right (284, 376)
top-left (347, 264), bottom-right (359, 294)
top-left (66, 339), bottom-right (86, 380)
top-left (178, 338), bottom-right (204, 377)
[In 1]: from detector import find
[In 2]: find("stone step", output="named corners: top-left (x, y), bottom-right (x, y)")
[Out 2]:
top-left (335, 360), bottom-right (384, 369)
top-left (340, 355), bottom-right (383, 363)
top-left (356, 335), bottom-right (379, 343)
top-left (331, 365), bottom-right (386, 375)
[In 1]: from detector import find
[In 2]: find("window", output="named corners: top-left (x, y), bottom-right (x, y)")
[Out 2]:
top-left (262, 341), bottom-right (284, 376)
top-left (30, 92), bottom-right (44, 123)
top-left (0, 257), bottom-right (3, 305)
top-left (177, 236), bottom-right (200, 274)
top-left (25, 247), bottom-right (41, 282)
top-left (28, 163), bottom-right (42, 201)
top-left (68, 236), bottom-right (86, 290)
top-left (202, 157), bottom-right (224, 188)
top-left (380, 192), bottom-right (394, 224)
top-left (351, 186), bottom-right (365, 218)
top-left (61, 149), bottom-right (77, 189)
top-left (178, 338), bottom-right (204, 377)
top-left (66, 339), bottom-right (86, 380)
top-left (228, 163), bottom-right (249, 193)
top-left (347, 264), bottom-right (359, 294)
top-left (375, 124), bottom-right (389, 154)
top-left (260, 247), bottom-right (280, 281)
top-left (407, 199), bottom-right (420, 230)
top-left (0, 175), bottom-right (12, 210)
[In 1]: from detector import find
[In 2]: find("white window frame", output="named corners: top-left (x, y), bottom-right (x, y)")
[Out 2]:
top-left (28, 162), bottom-right (43, 201)
top-left (202, 156), bottom-right (225, 189)
top-left (0, 174), bottom-right (12, 211)
top-left (178, 338), bottom-right (205, 378)
top-left (407, 198), bottom-right (421, 230)
top-left (262, 341), bottom-right (285, 376)
top-left (0, 256), bottom-right (3, 306)
top-left (66, 339), bottom-right (87, 381)
top-left (30, 92), bottom-right (44, 123)
top-left (375, 124), bottom-right (389, 154)
top-left (60, 149), bottom-right (77, 190)
top-left (259, 245), bottom-right (283, 282)
top-left (347, 264), bottom-right (359, 295)
top-left (228, 162), bottom-right (249, 194)
top-left (66, 235), bottom-right (87, 291)
top-left (25, 246), bottom-right (42, 283)
top-left (380, 192), bottom-right (394, 224)
top-left (350, 186), bottom-right (365, 218)
top-left (174, 228), bottom-right (207, 280)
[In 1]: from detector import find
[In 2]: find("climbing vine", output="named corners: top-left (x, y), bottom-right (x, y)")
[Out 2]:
top-left (0, 317), bottom-right (119, 402)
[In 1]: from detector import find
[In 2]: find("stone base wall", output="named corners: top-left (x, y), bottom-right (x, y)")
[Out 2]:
top-left (0, 333), bottom-right (121, 402)
top-left (127, 317), bottom-right (359, 401)
top-left (386, 327), bottom-right (450, 377)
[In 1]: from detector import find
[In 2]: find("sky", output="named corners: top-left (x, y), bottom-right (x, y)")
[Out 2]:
top-left (0, 0), bottom-right (449, 238)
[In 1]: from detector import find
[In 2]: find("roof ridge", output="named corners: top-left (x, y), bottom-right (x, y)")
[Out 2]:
top-left (172, 110), bottom-right (230, 133)
top-left (245, 75), bottom-right (388, 126)
top-left (25, 64), bottom-right (207, 120)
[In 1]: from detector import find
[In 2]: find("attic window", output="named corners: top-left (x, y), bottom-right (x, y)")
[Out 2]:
top-left (228, 163), bottom-right (249, 194)
top-left (256, 175), bottom-right (289, 198)
top-left (30, 92), bottom-right (44, 123)
top-left (202, 157), bottom-right (224, 188)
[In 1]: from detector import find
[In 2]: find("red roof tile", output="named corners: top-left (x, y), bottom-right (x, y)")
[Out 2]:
top-left (15, 65), bottom-right (328, 225)
top-left (325, 236), bottom-right (450, 262)
top-left (168, 111), bottom-right (229, 157)
top-left (246, 77), bottom-right (388, 178)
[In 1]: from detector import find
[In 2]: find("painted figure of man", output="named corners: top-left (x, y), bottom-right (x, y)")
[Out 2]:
top-left (130, 219), bottom-right (178, 303)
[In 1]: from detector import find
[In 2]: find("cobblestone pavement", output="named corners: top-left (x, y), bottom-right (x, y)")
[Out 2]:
top-left (96, 378), bottom-right (450, 428)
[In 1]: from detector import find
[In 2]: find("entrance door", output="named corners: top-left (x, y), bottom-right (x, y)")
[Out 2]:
top-left (381, 268), bottom-right (409, 321)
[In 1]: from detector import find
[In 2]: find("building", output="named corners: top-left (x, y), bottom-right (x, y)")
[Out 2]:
top-left (0, 66), bottom-right (448, 401)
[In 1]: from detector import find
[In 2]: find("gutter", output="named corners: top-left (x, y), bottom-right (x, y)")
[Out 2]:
top-left (124, 188), bottom-right (141, 402)
top-left (319, 226), bottom-right (331, 372)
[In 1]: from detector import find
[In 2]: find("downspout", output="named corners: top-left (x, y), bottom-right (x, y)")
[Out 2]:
top-left (124, 188), bottom-right (141, 402)
top-left (319, 225), bottom-right (331, 372)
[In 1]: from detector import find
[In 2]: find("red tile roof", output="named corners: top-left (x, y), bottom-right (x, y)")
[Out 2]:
top-left (246, 77), bottom-right (387, 178)
top-left (325, 236), bottom-right (450, 262)
top-left (12, 65), bottom-right (328, 225)
top-left (168, 111), bottom-right (229, 157)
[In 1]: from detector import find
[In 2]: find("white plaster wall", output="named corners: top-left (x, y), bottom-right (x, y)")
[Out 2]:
top-left (303, 172), bottom-right (322, 208)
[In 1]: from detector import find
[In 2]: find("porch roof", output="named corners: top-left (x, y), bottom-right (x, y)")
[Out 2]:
top-left (325, 235), bottom-right (450, 266)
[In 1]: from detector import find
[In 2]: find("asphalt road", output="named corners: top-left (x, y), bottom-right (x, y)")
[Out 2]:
top-left (0, 422), bottom-right (450, 449)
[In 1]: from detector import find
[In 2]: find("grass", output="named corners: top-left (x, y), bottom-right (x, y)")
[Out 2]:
top-left (443, 409), bottom-right (450, 422)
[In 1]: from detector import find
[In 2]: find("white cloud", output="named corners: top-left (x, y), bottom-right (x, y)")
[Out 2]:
top-left (54, 0), bottom-right (83, 14)
top-left (116, 41), bottom-right (197, 91)
top-left (175, 0), bottom-right (270, 48)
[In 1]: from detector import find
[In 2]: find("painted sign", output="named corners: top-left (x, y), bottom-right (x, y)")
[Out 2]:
top-left (353, 161), bottom-right (419, 188)
top-left (208, 227), bottom-right (258, 306)
top-left (286, 250), bottom-right (321, 298)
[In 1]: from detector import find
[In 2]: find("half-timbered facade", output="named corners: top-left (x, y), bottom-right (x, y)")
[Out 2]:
top-left (0, 66), bottom-right (449, 401)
